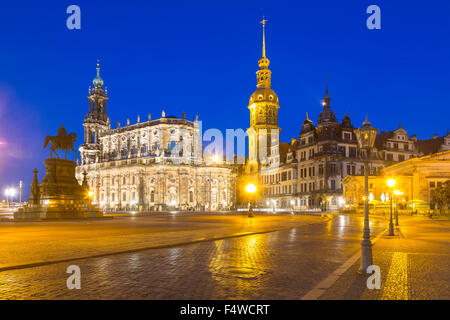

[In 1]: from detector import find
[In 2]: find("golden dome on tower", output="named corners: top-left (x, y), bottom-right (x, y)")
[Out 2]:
top-left (249, 87), bottom-right (279, 105)
top-left (248, 18), bottom-right (279, 107)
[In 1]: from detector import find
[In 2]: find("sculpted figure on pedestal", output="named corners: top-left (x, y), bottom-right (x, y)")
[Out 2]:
top-left (43, 125), bottom-right (78, 160)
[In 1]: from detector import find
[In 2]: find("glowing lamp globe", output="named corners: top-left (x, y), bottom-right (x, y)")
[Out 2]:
top-left (387, 179), bottom-right (396, 188)
top-left (355, 115), bottom-right (379, 150)
top-left (245, 183), bottom-right (257, 194)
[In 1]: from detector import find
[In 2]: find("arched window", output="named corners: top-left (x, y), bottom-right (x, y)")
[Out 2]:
top-left (150, 190), bottom-right (155, 203)
top-left (189, 191), bottom-right (194, 202)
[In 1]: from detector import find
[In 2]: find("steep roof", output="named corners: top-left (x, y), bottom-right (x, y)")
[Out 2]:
top-left (279, 142), bottom-right (294, 164)
top-left (374, 131), bottom-right (394, 150)
top-left (417, 136), bottom-right (445, 155)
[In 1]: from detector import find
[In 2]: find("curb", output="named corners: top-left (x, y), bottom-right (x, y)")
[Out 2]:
top-left (301, 227), bottom-right (388, 300)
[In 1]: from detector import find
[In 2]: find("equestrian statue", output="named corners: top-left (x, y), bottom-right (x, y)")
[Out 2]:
top-left (43, 125), bottom-right (78, 160)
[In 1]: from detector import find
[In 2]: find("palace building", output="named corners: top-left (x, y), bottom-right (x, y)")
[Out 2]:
top-left (76, 63), bottom-right (236, 212)
top-left (253, 22), bottom-right (450, 212)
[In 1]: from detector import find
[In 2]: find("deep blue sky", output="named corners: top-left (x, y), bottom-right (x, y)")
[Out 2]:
top-left (0, 0), bottom-right (449, 199)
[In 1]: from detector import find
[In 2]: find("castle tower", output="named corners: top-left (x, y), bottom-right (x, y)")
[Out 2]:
top-left (79, 61), bottom-right (111, 165)
top-left (246, 18), bottom-right (281, 173)
top-left (317, 76), bottom-right (338, 142)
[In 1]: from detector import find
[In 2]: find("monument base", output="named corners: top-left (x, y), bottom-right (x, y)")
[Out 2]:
top-left (15, 158), bottom-right (104, 220)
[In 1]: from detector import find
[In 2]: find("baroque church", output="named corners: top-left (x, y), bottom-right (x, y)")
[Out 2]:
top-left (76, 63), bottom-right (236, 212)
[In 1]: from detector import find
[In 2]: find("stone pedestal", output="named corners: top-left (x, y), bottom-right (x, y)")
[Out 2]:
top-left (15, 159), bottom-right (104, 220)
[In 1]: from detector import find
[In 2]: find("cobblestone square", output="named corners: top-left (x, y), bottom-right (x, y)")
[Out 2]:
top-left (0, 213), bottom-right (448, 300)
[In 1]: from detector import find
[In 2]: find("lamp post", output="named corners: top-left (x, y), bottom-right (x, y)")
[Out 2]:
top-left (245, 183), bottom-right (257, 218)
top-left (3, 189), bottom-right (9, 207)
top-left (4, 188), bottom-right (17, 208)
top-left (355, 115), bottom-right (379, 273)
top-left (386, 179), bottom-right (396, 235)
top-left (393, 189), bottom-right (403, 226)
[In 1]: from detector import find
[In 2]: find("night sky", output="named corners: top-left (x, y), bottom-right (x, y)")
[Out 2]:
top-left (0, 0), bottom-right (449, 199)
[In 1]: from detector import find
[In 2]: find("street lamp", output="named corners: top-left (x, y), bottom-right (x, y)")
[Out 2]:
top-left (245, 183), bottom-right (257, 218)
top-left (386, 178), bottom-right (396, 236)
top-left (393, 189), bottom-right (403, 226)
top-left (354, 115), bottom-right (379, 273)
top-left (4, 188), bottom-right (17, 208)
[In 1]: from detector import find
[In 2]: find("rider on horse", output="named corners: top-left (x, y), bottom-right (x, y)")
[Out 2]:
top-left (57, 125), bottom-right (68, 141)
top-left (43, 125), bottom-right (78, 160)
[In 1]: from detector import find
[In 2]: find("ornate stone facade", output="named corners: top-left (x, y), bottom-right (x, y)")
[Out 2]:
top-left (76, 64), bottom-right (236, 212)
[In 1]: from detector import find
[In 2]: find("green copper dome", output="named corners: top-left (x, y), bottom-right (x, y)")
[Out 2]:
top-left (93, 61), bottom-right (104, 88)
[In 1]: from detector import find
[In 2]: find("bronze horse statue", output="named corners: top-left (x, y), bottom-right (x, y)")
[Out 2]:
top-left (43, 125), bottom-right (78, 160)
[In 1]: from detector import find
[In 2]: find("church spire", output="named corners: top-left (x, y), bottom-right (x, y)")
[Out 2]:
top-left (322, 74), bottom-right (330, 108)
top-left (256, 17), bottom-right (271, 88)
top-left (261, 17), bottom-right (267, 58)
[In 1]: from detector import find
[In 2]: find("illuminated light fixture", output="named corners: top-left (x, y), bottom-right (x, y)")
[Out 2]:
top-left (212, 154), bottom-right (220, 163)
top-left (4, 188), bottom-right (17, 197)
top-left (88, 190), bottom-right (94, 198)
top-left (393, 190), bottom-right (403, 196)
top-left (387, 179), bottom-right (396, 188)
top-left (369, 193), bottom-right (374, 202)
top-left (245, 183), bottom-right (257, 194)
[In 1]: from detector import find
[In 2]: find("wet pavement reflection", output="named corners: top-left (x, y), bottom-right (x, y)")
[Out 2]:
top-left (0, 215), bottom-right (385, 299)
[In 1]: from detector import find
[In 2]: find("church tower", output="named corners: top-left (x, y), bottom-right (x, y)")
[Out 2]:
top-left (246, 18), bottom-right (281, 173)
top-left (79, 61), bottom-right (111, 165)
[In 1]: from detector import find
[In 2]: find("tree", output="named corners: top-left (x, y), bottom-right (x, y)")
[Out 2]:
top-left (431, 181), bottom-right (450, 215)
